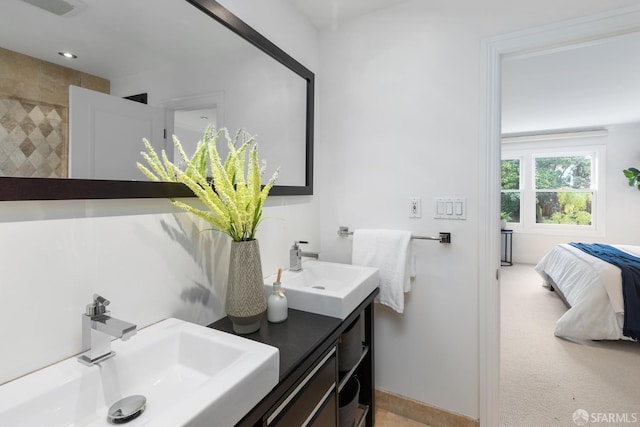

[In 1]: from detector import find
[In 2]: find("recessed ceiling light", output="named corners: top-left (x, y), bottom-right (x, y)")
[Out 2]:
top-left (200, 116), bottom-right (209, 120)
top-left (58, 51), bottom-right (78, 59)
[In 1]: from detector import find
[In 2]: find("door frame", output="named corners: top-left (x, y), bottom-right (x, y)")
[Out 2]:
top-left (478, 4), bottom-right (640, 425)
top-left (162, 91), bottom-right (225, 158)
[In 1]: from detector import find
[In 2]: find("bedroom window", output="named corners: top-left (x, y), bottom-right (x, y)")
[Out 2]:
top-left (501, 131), bottom-right (605, 235)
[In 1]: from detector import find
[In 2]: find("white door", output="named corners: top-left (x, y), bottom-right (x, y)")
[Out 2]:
top-left (69, 86), bottom-right (165, 180)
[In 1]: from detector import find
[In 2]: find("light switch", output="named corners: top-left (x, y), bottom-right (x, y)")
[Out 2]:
top-left (455, 201), bottom-right (463, 215)
top-left (445, 202), bottom-right (453, 215)
top-left (434, 197), bottom-right (467, 220)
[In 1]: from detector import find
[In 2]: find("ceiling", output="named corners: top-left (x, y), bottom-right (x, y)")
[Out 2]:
top-left (501, 33), bottom-right (640, 134)
top-left (284, 0), bottom-right (408, 29)
top-left (1, 0), bottom-right (246, 80)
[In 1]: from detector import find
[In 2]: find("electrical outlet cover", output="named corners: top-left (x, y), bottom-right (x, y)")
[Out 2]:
top-left (409, 197), bottom-right (421, 218)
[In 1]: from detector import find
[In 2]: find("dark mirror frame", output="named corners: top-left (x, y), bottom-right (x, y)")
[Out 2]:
top-left (0, 0), bottom-right (314, 201)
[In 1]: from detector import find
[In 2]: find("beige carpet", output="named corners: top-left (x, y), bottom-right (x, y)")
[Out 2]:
top-left (500, 264), bottom-right (640, 426)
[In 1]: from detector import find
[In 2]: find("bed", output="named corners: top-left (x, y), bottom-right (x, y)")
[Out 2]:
top-left (534, 243), bottom-right (640, 340)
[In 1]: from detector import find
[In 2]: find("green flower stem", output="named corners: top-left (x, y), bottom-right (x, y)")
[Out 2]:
top-left (137, 125), bottom-right (279, 241)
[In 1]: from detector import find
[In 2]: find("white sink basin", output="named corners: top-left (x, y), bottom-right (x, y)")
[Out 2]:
top-left (0, 318), bottom-right (278, 427)
top-left (265, 260), bottom-right (379, 319)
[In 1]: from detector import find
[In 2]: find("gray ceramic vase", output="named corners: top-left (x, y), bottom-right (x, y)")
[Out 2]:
top-left (225, 239), bottom-right (267, 334)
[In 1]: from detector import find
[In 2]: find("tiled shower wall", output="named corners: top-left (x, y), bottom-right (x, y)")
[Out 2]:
top-left (0, 99), bottom-right (66, 177)
top-left (0, 47), bottom-right (109, 177)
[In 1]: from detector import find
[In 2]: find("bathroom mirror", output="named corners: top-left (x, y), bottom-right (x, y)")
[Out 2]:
top-left (0, 0), bottom-right (314, 200)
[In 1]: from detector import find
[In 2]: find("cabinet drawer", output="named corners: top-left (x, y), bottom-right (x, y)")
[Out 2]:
top-left (309, 391), bottom-right (336, 427)
top-left (269, 347), bottom-right (337, 426)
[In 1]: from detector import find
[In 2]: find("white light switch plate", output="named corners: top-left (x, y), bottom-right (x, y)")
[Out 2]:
top-left (433, 197), bottom-right (466, 220)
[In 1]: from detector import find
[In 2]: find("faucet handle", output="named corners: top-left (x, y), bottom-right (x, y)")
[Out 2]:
top-left (86, 294), bottom-right (110, 316)
top-left (94, 294), bottom-right (110, 307)
top-left (293, 240), bottom-right (308, 249)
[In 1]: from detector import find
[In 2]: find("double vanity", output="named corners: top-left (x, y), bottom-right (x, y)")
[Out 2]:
top-left (0, 261), bottom-right (379, 427)
top-left (215, 260), bottom-right (379, 427)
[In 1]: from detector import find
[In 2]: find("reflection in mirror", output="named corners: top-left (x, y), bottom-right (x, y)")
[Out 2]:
top-left (0, 0), bottom-right (313, 199)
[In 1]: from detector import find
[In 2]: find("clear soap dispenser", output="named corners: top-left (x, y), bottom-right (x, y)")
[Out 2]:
top-left (268, 268), bottom-right (288, 323)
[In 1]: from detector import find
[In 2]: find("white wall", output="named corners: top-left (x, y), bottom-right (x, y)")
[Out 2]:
top-left (318, 4), bottom-right (481, 417)
top-left (0, 200), bottom-right (224, 383)
top-left (511, 122), bottom-right (640, 264)
top-left (315, 0), bottom-right (640, 420)
top-left (0, 0), bottom-right (319, 386)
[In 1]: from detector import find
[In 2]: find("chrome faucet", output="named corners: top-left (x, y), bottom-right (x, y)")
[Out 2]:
top-left (289, 241), bottom-right (319, 271)
top-left (78, 294), bottom-right (137, 366)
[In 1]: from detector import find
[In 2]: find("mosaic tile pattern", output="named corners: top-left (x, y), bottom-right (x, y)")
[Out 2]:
top-left (0, 98), bottom-right (67, 178)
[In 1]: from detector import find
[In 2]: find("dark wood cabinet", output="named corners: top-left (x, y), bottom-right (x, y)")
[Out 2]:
top-left (210, 288), bottom-right (378, 427)
top-left (310, 394), bottom-right (337, 426)
top-left (337, 298), bottom-right (375, 427)
top-left (268, 346), bottom-right (337, 426)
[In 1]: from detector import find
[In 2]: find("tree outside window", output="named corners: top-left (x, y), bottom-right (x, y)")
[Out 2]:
top-left (501, 159), bottom-right (521, 223)
top-left (534, 156), bottom-right (593, 225)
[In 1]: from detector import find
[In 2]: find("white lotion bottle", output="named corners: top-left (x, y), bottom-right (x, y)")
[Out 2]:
top-left (268, 269), bottom-right (288, 323)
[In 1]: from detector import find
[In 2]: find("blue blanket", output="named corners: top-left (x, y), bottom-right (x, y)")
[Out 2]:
top-left (569, 243), bottom-right (640, 340)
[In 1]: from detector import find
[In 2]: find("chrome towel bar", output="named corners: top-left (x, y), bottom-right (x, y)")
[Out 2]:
top-left (337, 226), bottom-right (451, 244)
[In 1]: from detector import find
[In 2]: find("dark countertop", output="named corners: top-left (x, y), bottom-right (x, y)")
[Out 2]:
top-left (208, 308), bottom-right (342, 381)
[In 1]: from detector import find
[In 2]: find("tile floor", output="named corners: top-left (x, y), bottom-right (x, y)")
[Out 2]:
top-left (375, 408), bottom-right (430, 426)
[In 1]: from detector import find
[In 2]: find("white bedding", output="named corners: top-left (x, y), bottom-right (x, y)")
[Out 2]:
top-left (534, 244), bottom-right (640, 340)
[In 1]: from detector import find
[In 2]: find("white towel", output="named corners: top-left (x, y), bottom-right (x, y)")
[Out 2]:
top-left (352, 229), bottom-right (414, 313)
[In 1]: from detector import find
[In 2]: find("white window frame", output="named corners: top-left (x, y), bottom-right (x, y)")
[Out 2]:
top-left (501, 133), bottom-right (606, 237)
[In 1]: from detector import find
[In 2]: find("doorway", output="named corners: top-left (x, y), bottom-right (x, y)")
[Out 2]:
top-left (479, 5), bottom-right (640, 425)
top-left (163, 92), bottom-right (225, 161)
